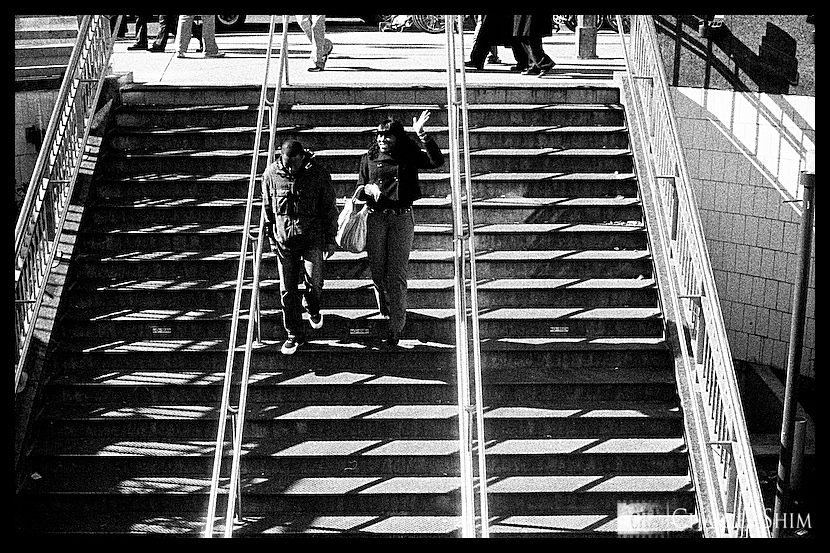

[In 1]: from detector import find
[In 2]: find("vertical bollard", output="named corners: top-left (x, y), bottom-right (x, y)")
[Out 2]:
top-left (576, 15), bottom-right (598, 59)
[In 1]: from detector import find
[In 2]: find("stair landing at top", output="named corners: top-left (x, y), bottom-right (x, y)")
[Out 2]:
top-left (108, 27), bottom-right (626, 88)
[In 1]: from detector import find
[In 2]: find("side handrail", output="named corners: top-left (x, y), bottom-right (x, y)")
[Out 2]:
top-left (203, 15), bottom-right (289, 538)
top-left (14, 15), bottom-right (121, 393)
top-left (616, 15), bottom-right (769, 537)
top-left (444, 15), bottom-right (489, 538)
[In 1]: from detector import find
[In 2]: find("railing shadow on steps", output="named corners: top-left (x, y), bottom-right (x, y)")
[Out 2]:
top-left (14, 15), bottom-right (121, 395)
top-left (616, 15), bottom-right (769, 538)
top-left (202, 14), bottom-right (289, 538)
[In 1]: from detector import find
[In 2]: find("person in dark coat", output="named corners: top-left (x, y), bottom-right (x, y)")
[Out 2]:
top-left (262, 139), bottom-right (338, 355)
top-left (513, 15), bottom-right (556, 76)
top-left (465, 15), bottom-right (529, 71)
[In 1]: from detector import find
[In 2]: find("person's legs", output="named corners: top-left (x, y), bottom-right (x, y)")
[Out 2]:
top-left (200, 14), bottom-right (221, 56)
top-left (277, 244), bottom-right (305, 340)
top-left (384, 211), bottom-right (415, 340)
top-left (300, 246), bottom-right (324, 319)
top-left (510, 39), bottom-right (528, 70)
top-left (151, 15), bottom-right (177, 49)
top-left (310, 15), bottom-right (333, 66)
top-left (130, 15), bottom-right (148, 47)
top-left (366, 211), bottom-right (390, 318)
top-left (175, 15), bottom-right (194, 55)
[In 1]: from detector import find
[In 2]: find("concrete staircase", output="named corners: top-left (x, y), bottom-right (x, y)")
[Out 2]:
top-left (15, 83), bottom-right (700, 537)
top-left (14, 15), bottom-right (79, 87)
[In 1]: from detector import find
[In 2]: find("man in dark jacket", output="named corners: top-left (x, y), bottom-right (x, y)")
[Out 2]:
top-left (262, 139), bottom-right (338, 354)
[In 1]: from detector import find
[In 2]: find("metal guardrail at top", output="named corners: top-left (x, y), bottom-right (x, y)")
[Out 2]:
top-left (616, 15), bottom-right (769, 537)
top-left (14, 15), bottom-right (121, 394)
top-left (444, 14), bottom-right (490, 539)
top-left (203, 14), bottom-right (289, 538)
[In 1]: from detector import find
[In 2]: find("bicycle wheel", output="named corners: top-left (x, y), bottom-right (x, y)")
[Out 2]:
top-left (605, 15), bottom-right (631, 33)
top-left (552, 15), bottom-right (577, 32)
top-left (412, 15), bottom-right (445, 33)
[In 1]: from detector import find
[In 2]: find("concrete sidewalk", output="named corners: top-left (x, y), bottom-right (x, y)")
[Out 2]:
top-left (109, 27), bottom-right (627, 89)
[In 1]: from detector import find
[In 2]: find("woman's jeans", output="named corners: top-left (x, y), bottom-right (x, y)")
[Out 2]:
top-left (366, 209), bottom-right (415, 339)
top-left (276, 242), bottom-right (324, 340)
top-left (176, 15), bottom-right (220, 55)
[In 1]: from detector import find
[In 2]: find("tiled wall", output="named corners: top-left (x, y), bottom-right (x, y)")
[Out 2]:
top-left (15, 89), bottom-right (59, 207)
top-left (671, 86), bottom-right (815, 378)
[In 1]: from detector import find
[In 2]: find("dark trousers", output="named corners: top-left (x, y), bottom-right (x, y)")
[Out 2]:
top-left (133, 15), bottom-right (149, 45)
top-left (366, 210), bottom-right (415, 339)
top-left (276, 242), bottom-right (324, 339)
top-left (519, 37), bottom-right (553, 69)
top-left (152, 14), bottom-right (179, 48)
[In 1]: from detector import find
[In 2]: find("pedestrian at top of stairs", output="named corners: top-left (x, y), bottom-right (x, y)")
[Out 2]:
top-left (175, 15), bottom-right (223, 58)
top-left (355, 110), bottom-right (445, 347)
top-left (261, 139), bottom-right (338, 355)
top-left (294, 15), bottom-right (333, 72)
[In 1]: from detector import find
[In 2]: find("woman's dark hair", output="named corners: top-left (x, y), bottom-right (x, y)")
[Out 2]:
top-left (368, 117), bottom-right (421, 159)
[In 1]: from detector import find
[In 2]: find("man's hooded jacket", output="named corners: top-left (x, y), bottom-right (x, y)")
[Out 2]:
top-left (261, 149), bottom-right (338, 249)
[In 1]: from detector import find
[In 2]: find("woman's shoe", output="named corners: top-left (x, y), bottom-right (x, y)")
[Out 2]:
top-left (464, 61), bottom-right (484, 71)
top-left (521, 66), bottom-right (542, 76)
top-left (510, 64), bottom-right (528, 72)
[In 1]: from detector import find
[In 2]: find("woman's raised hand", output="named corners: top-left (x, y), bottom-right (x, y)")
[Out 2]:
top-left (413, 110), bottom-right (431, 136)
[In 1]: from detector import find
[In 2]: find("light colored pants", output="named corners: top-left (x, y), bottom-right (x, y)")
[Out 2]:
top-left (366, 210), bottom-right (415, 339)
top-left (176, 15), bottom-right (220, 55)
top-left (295, 15), bottom-right (332, 68)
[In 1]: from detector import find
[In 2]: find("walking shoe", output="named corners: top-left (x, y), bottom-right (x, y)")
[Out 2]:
top-left (280, 336), bottom-right (305, 355)
top-left (464, 60), bottom-right (483, 70)
top-left (309, 312), bottom-right (324, 330)
top-left (307, 66), bottom-right (324, 72)
top-left (128, 42), bottom-right (148, 50)
top-left (486, 54), bottom-right (502, 64)
top-left (147, 44), bottom-right (167, 52)
top-left (203, 52), bottom-right (225, 58)
top-left (521, 66), bottom-right (542, 76)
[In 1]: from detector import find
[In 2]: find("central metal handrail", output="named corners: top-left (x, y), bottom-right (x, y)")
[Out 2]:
top-left (203, 15), bottom-right (289, 538)
top-left (616, 15), bottom-right (768, 537)
top-left (444, 14), bottom-right (489, 538)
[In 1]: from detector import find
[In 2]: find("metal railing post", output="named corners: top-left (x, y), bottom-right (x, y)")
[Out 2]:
top-left (772, 159), bottom-right (815, 537)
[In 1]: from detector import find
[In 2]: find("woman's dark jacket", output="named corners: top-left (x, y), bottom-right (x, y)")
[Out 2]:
top-left (261, 150), bottom-right (338, 248)
top-left (513, 15), bottom-right (554, 38)
top-left (356, 135), bottom-right (444, 210)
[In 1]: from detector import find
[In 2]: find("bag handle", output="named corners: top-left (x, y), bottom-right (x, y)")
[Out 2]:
top-left (350, 185), bottom-right (365, 202)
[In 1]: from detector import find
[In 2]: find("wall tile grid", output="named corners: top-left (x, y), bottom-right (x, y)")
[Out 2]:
top-left (672, 87), bottom-right (815, 378)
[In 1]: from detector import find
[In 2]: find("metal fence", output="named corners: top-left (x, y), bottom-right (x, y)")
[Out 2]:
top-left (617, 15), bottom-right (769, 537)
top-left (14, 15), bottom-right (120, 393)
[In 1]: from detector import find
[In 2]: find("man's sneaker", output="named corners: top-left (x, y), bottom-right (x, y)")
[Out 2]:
top-left (281, 336), bottom-right (305, 355)
top-left (309, 312), bottom-right (324, 330)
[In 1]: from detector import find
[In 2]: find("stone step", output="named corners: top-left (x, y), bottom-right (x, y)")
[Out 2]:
top-left (118, 84), bottom-right (621, 108)
top-left (73, 248), bottom-right (654, 280)
top-left (17, 473), bottom-right (695, 516)
top-left (50, 337), bottom-right (671, 372)
top-left (93, 171), bottom-right (640, 199)
top-left (114, 103), bottom-right (625, 130)
top-left (109, 124), bottom-right (630, 151)
top-left (29, 433), bottom-right (687, 475)
top-left (67, 277), bottom-right (658, 310)
top-left (84, 196), bottom-right (643, 226)
top-left (99, 146), bottom-right (634, 174)
top-left (58, 303), bottom-right (665, 342)
top-left (14, 510), bottom-right (700, 537)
